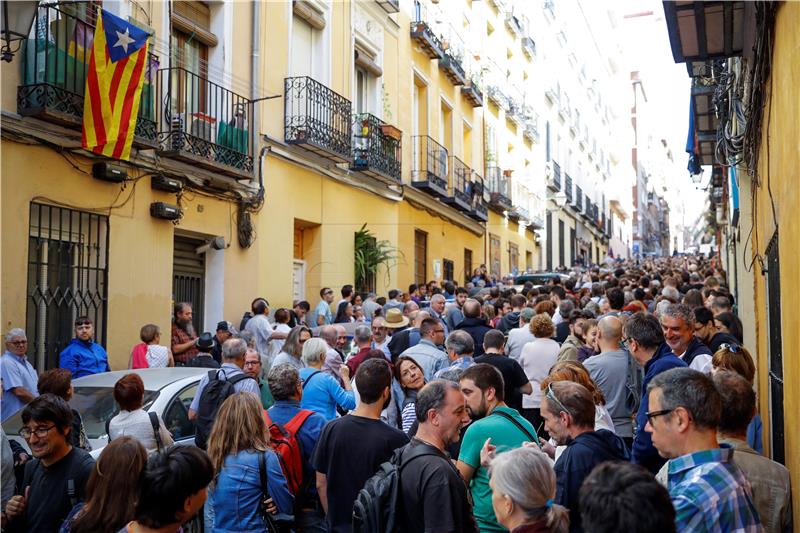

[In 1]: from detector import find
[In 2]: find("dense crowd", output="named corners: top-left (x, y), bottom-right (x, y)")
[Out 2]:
top-left (0, 257), bottom-right (793, 533)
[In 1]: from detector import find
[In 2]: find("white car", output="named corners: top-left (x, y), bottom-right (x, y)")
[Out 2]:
top-left (3, 367), bottom-right (208, 458)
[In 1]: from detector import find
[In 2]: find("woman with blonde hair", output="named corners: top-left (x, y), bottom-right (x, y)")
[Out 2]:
top-left (206, 392), bottom-right (293, 532)
top-left (485, 446), bottom-right (569, 533)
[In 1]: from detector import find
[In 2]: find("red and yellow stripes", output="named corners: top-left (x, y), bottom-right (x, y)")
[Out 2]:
top-left (82, 11), bottom-right (149, 161)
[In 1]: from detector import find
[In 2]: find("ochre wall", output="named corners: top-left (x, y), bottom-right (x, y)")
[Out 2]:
top-left (751, 1), bottom-right (800, 521)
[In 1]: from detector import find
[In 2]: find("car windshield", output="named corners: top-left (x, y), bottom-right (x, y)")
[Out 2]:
top-left (3, 387), bottom-right (159, 439)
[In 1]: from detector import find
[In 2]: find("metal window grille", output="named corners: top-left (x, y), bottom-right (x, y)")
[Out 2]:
top-left (558, 219), bottom-right (565, 268)
top-left (443, 259), bottom-right (454, 282)
top-left (414, 230), bottom-right (427, 286)
top-left (172, 236), bottom-right (206, 335)
top-left (26, 203), bottom-right (109, 371)
top-left (765, 232), bottom-right (784, 464)
top-left (464, 249), bottom-right (473, 285)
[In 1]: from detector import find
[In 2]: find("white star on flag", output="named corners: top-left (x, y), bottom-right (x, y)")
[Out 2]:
top-left (113, 28), bottom-right (135, 54)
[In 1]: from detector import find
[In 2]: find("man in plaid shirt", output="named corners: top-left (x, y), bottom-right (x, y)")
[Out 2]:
top-left (645, 368), bottom-right (763, 533)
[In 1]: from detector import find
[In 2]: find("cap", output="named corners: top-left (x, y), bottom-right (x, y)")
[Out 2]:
top-left (196, 332), bottom-right (214, 350)
top-left (216, 321), bottom-right (237, 335)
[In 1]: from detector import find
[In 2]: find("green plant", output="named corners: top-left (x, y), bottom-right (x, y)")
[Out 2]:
top-left (382, 82), bottom-right (393, 123)
top-left (354, 224), bottom-right (404, 293)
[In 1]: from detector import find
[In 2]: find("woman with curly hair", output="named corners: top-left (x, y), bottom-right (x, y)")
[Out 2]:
top-left (518, 314), bottom-right (559, 434)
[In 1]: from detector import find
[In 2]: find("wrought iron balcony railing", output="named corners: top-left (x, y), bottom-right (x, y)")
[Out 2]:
top-left (564, 174), bottom-right (573, 204)
top-left (439, 50), bottom-right (467, 86)
top-left (468, 172), bottom-right (489, 222)
top-left (461, 75), bottom-right (483, 107)
top-left (575, 185), bottom-right (584, 210)
top-left (17, 3), bottom-right (158, 146)
top-left (410, 1), bottom-right (445, 60)
top-left (486, 166), bottom-right (512, 212)
top-left (551, 161), bottom-right (562, 191)
top-left (522, 36), bottom-right (536, 59)
top-left (443, 156), bottom-right (471, 212)
top-left (156, 67), bottom-right (254, 176)
top-left (284, 76), bottom-right (352, 163)
top-left (411, 135), bottom-right (449, 198)
top-left (351, 113), bottom-right (402, 182)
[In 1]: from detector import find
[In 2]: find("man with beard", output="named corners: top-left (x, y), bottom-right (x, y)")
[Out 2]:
top-left (398, 380), bottom-right (477, 533)
top-left (59, 317), bottom-right (110, 378)
top-left (558, 310), bottom-right (589, 362)
top-left (456, 364), bottom-right (539, 533)
top-left (171, 302), bottom-right (198, 365)
top-left (312, 359), bottom-right (408, 533)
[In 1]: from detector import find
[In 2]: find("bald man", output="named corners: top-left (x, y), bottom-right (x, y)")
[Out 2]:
top-left (454, 299), bottom-right (491, 357)
top-left (583, 316), bottom-right (640, 446)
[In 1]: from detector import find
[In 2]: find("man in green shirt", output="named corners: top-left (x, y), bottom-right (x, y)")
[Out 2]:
top-left (245, 349), bottom-right (273, 409)
top-left (457, 363), bottom-right (539, 532)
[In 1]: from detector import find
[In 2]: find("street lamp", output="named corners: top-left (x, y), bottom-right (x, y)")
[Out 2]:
top-left (1, 1), bottom-right (38, 62)
top-left (547, 190), bottom-right (568, 211)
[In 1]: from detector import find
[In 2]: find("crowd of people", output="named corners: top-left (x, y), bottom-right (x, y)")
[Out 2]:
top-left (0, 257), bottom-right (794, 533)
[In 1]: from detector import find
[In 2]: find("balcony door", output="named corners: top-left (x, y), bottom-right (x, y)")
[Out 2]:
top-left (291, 15), bottom-right (314, 78)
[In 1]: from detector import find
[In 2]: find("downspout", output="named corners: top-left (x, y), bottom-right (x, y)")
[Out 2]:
top-left (251, 0), bottom-right (261, 193)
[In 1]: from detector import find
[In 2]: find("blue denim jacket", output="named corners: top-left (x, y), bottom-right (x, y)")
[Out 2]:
top-left (212, 449), bottom-right (294, 533)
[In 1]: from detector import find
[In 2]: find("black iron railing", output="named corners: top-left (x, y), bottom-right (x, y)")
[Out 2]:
top-left (410, 0), bottom-right (445, 59)
top-left (552, 161), bottom-right (562, 190)
top-left (575, 185), bottom-right (583, 209)
top-left (450, 156), bottom-right (471, 206)
top-left (565, 174), bottom-right (573, 204)
top-left (351, 113), bottom-right (402, 181)
top-left (412, 135), bottom-right (448, 190)
top-left (157, 67), bottom-right (253, 173)
top-left (285, 76), bottom-right (352, 162)
top-left (469, 172), bottom-right (488, 220)
top-left (486, 166), bottom-right (511, 199)
top-left (17, 3), bottom-right (158, 144)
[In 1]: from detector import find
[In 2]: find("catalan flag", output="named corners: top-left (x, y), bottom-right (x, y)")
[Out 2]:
top-left (82, 9), bottom-right (149, 161)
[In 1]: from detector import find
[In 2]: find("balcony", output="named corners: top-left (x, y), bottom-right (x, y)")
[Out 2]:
top-left (486, 166), bottom-right (513, 212)
top-left (461, 78), bottom-right (483, 107)
top-left (284, 76), bottom-right (352, 163)
top-left (564, 174), bottom-right (573, 204)
top-left (411, 135), bottom-right (449, 198)
top-left (468, 172), bottom-right (489, 222)
top-left (509, 184), bottom-right (530, 222)
top-left (507, 99), bottom-right (524, 127)
top-left (17, 4), bottom-right (158, 147)
top-left (351, 113), bottom-right (402, 182)
top-left (583, 198), bottom-right (593, 221)
top-left (544, 86), bottom-right (558, 104)
top-left (548, 160), bottom-right (561, 192)
top-left (439, 51), bottom-right (467, 86)
top-left (156, 68), bottom-right (254, 177)
top-left (486, 84), bottom-right (510, 112)
top-left (505, 12), bottom-right (524, 37)
top-left (522, 36), bottom-right (536, 59)
top-left (410, 14), bottom-right (445, 60)
top-left (523, 119), bottom-right (539, 143)
top-left (376, 0), bottom-right (400, 14)
top-left (575, 186), bottom-right (583, 211)
top-left (443, 156), bottom-right (472, 212)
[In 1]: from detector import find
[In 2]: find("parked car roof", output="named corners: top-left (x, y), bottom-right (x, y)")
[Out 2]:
top-left (70, 367), bottom-right (208, 390)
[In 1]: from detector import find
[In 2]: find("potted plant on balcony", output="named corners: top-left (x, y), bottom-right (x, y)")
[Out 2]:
top-left (503, 169), bottom-right (514, 178)
top-left (380, 123), bottom-right (402, 141)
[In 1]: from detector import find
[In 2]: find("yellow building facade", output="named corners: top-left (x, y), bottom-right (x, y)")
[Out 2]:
top-left (1, 0), bottom-right (557, 371)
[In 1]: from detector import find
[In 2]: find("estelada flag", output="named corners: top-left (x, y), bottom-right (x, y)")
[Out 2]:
top-left (82, 9), bottom-right (150, 161)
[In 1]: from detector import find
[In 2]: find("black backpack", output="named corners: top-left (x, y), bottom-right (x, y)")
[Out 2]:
top-left (352, 444), bottom-right (439, 533)
top-left (194, 370), bottom-right (256, 449)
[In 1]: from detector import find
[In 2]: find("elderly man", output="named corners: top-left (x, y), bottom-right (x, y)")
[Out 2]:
top-left (505, 307), bottom-right (537, 362)
top-left (428, 294), bottom-right (449, 335)
top-left (455, 299), bottom-right (491, 357)
top-left (346, 325), bottom-right (374, 376)
top-left (370, 317), bottom-right (390, 359)
top-left (660, 303), bottom-right (713, 373)
top-left (645, 368), bottom-right (761, 532)
top-left (319, 325), bottom-right (345, 386)
top-left (59, 316), bottom-right (110, 379)
top-left (400, 318), bottom-right (448, 380)
top-left (435, 330), bottom-right (475, 378)
top-left (1, 329), bottom-right (38, 422)
top-left (623, 312), bottom-right (686, 474)
top-left (171, 302), bottom-right (198, 365)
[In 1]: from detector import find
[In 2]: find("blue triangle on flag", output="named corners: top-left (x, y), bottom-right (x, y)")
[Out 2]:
top-left (102, 9), bottom-right (149, 63)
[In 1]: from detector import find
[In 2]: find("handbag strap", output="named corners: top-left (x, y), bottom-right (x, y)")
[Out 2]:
top-left (492, 409), bottom-right (539, 445)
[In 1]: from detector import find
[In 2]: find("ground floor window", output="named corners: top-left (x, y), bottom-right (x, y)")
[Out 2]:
top-left (508, 242), bottom-right (519, 275)
top-left (414, 229), bottom-right (427, 286)
top-left (443, 259), bottom-right (454, 282)
top-left (464, 248), bottom-right (473, 285)
top-left (489, 234), bottom-right (501, 278)
top-left (173, 235), bottom-right (206, 334)
top-left (765, 232), bottom-right (784, 464)
top-left (26, 203), bottom-right (109, 370)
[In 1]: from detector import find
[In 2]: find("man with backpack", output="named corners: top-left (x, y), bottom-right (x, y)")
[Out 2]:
top-left (188, 338), bottom-right (260, 449)
top-left (266, 364), bottom-right (328, 533)
top-left (456, 364), bottom-right (539, 533)
top-left (390, 380), bottom-right (476, 533)
top-left (312, 359), bottom-right (408, 533)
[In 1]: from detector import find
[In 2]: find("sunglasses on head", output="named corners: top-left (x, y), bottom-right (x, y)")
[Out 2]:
top-left (75, 320), bottom-right (92, 327)
top-left (719, 342), bottom-right (740, 353)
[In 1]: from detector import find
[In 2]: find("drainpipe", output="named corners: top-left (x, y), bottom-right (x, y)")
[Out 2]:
top-left (251, 0), bottom-right (261, 193)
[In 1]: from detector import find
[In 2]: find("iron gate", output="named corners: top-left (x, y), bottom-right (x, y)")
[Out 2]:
top-left (26, 203), bottom-right (109, 371)
top-left (173, 236), bottom-right (205, 334)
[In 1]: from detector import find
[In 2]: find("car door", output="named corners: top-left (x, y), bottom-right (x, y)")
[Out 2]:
top-left (161, 383), bottom-right (199, 445)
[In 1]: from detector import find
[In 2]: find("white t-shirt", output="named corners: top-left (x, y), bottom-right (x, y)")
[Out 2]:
top-left (108, 409), bottom-right (174, 452)
top-left (267, 323), bottom-right (292, 362)
top-left (519, 338), bottom-right (561, 409)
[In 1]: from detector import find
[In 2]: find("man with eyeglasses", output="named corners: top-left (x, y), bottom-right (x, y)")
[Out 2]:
top-left (540, 381), bottom-right (628, 533)
top-left (1, 328), bottom-right (38, 422)
top-left (622, 312), bottom-right (686, 474)
top-left (244, 348), bottom-right (274, 409)
top-left (645, 368), bottom-right (762, 532)
top-left (4, 394), bottom-right (94, 532)
top-left (58, 317), bottom-right (110, 379)
top-left (369, 317), bottom-right (391, 359)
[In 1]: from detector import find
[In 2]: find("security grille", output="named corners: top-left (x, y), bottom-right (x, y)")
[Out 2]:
top-left (26, 203), bottom-right (109, 371)
top-left (414, 230), bottom-right (427, 286)
top-left (443, 259), bottom-right (454, 282)
top-left (173, 236), bottom-right (205, 334)
top-left (765, 232), bottom-right (784, 464)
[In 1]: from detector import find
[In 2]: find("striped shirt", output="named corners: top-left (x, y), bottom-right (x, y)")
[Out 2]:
top-left (668, 446), bottom-right (763, 533)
